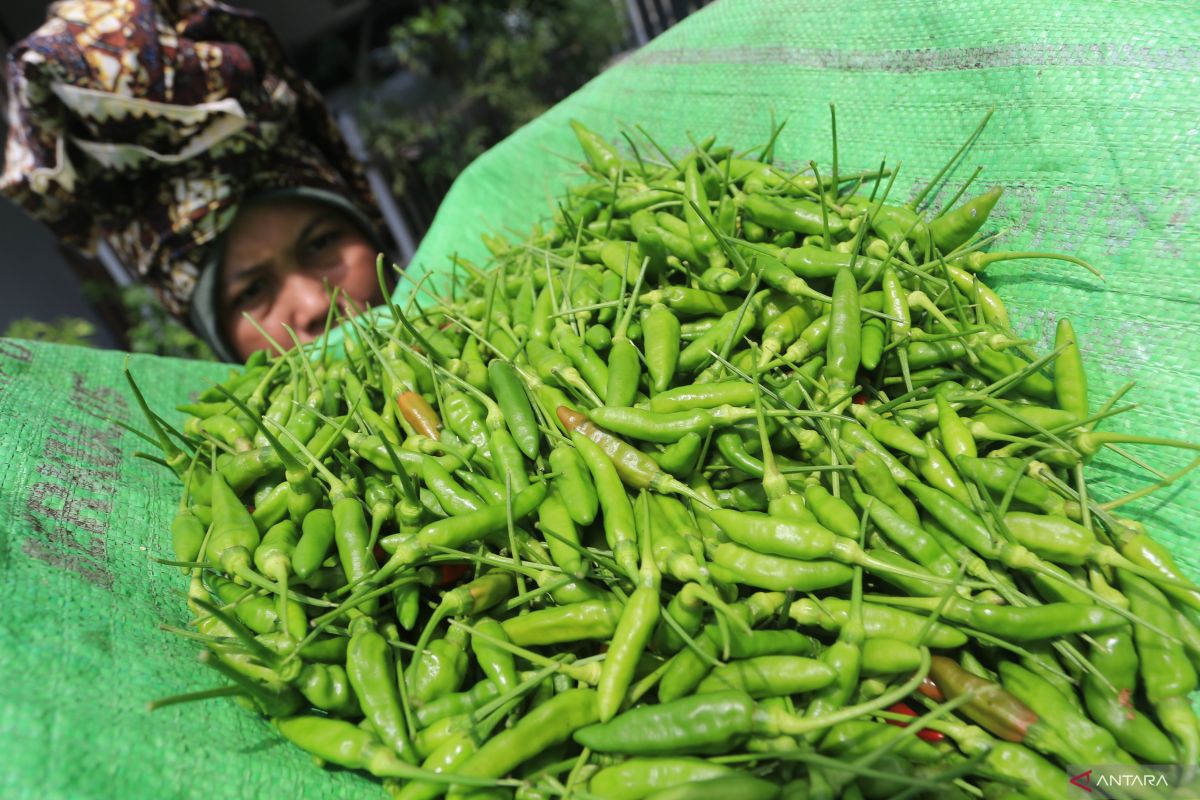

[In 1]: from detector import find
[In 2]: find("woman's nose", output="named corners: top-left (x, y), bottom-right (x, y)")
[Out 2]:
top-left (281, 273), bottom-right (333, 342)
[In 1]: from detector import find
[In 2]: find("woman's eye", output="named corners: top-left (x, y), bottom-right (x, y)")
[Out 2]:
top-left (305, 230), bottom-right (341, 256)
top-left (233, 277), bottom-right (268, 308)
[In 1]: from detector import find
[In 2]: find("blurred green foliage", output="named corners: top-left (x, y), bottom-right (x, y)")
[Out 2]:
top-left (364, 0), bottom-right (624, 202)
top-left (2, 284), bottom-right (214, 360)
top-left (2, 317), bottom-right (96, 347)
top-left (105, 284), bottom-right (216, 360)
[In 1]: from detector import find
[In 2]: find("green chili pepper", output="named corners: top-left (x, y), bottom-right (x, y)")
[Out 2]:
top-left (824, 268), bottom-right (861, 400)
top-left (538, 487), bottom-right (584, 578)
top-left (548, 443), bottom-right (599, 526)
top-left (570, 120), bottom-right (621, 178)
top-left (442, 391), bottom-right (491, 460)
top-left (575, 689), bottom-right (756, 755)
top-left (853, 452), bottom-right (922, 526)
top-left (927, 186), bottom-right (1002, 254)
top-left (856, 492), bottom-right (957, 579)
top-left (171, 507), bottom-right (207, 570)
top-left (332, 497), bottom-right (379, 613)
top-left (274, 715), bottom-right (500, 785)
top-left (650, 432), bottom-right (704, 478)
top-left (859, 318), bottom-right (887, 371)
top-left (708, 541), bottom-right (853, 592)
top-left (346, 616), bottom-right (418, 763)
top-left (296, 663), bottom-right (360, 717)
top-left (408, 624), bottom-right (471, 708)
top-left (500, 597), bottom-right (624, 646)
top-left (803, 484), bottom-right (859, 539)
top-left (695, 655), bottom-right (835, 699)
top-left (789, 597), bottom-right (966, 649)
top-left (878, 594), bottom-right (1121, 640)
top-left (745, 194), bottom-right (847, 236)
top-left (1080, 576), bottom-right (1178, 763)
top-left (684, 161), bottom-right (722, 268)
top-left (639, 286), bottom-right (739, 317)
top-left (588, 758), bottom-right (733, 800)
top-left (292, 508), bottom-right (335, 581)
top-left (859, 637), bottom-right (923, 676)
top-left (955, 457), bottom-right (1067, 516)
top-left (589, 405), bottom-right (756, 444)
top-left (572, 429), bottom-right (639, 579)
top-left (649, 381), bottom-right (757, 413)
top-left (205, 471), bottom-right (261, 566)
top-left (1122, 571), bottom-right (1200, 768)
top-left (998, 660), bottom-right (1129, 766)
top-left (375, 482), bottom-right (546, 583)
top-left (642, 774), bottom-right (781, 800)
top-left (487, 361), bottom-right (540, 459)
top-left (597, 493), bottom-right (662, 721)
top-left (448, 689), bottom-right (598, 794)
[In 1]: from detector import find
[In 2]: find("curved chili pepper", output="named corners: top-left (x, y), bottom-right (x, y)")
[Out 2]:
top-left (1122, 571), bottom-right (1200, 769)
top-left (745, 194), bottom-right (848, 237)
top-left (273, 716), bottom-right (453, 782)
top-left (998, 660), bottom-right (1127, 765)
top-left (375, 482), bottom-right (546, 583)
top-left (570, 120), bottom-right (621, 178)
top-left (789, 597), bottom-right (966, 649)
top-left (589, 405), bottom-right (757, 444)
top-left (451, 689), bottom-right (599, 786)
top-left (926, 186), bottom-right (1002, 254)
top-left (709, 541), bottom-right (853, 592)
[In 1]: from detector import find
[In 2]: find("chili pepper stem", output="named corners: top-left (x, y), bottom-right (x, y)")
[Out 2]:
top-left (909, 107), bottom-right (993, 211)
top-left (147, 684), bottom-right (245, 711)
top-left (768, 650), bottom-right (931, 736)
top-left (1102, 456), bottom-right (1200, 511)
top-left (448, 619), bottom-right (600, 685)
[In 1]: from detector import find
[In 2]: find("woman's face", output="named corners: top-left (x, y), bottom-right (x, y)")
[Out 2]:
top-left (219, 198), bottom-right (383, 359)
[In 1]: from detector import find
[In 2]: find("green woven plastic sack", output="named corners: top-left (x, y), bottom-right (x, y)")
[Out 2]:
top-left (1, 1), bottom-right (1197, 797)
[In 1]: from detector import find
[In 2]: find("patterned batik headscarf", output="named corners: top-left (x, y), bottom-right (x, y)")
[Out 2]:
top-left (1, 0), bottom-right (383, 330)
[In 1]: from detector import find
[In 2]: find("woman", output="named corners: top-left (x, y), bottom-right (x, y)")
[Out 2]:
top-left (1, 0), bottom-right (389, 361)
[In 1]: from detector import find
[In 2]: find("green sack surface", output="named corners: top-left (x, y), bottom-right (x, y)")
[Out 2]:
top-left (2, 1), bottom-right (1197, 797)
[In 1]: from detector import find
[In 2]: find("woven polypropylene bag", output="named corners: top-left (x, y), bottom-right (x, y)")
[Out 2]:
top-left (1, 1), bottom-right (1197, 797)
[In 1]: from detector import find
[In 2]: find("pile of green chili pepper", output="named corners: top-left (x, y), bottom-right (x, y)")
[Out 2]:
top-left (137, 111), bottom-right (1200, 800)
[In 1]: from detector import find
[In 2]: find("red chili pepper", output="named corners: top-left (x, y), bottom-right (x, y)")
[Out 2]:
top-left (885, 702), bottom-right (946, 742)
top-left (853, 392), bottom-right (868, 405)
top-left (918, 676), bottom-right (945, 702)
top-left (439, 562), bottom-right (470, 586)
